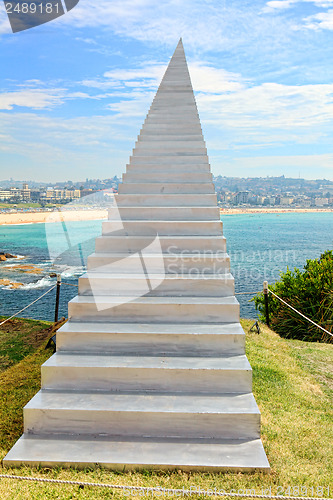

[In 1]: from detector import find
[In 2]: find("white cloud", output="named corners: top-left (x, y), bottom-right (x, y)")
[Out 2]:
top-left (49, 0), bottom-right (284, 54)
top-left (303, 9), bottom-right (333, 29)
top-left (0, 89), bottom-right (66, 110)
top-left (76, 60), bottom-right (333, 150)
top-left (264, 0), bottom-right (333, 11)
top-left (196, 82), bottom-right (333, 132)
top-left (264, 0), bottom-right (296, 11)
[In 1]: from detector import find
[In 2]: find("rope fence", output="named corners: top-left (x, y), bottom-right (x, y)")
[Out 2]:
top-left (0, 285), bottom-right (56, 327)
top-left (265, 284), bottom-right (333, 339)
top-left (0, 474), bottom-right (331, 499)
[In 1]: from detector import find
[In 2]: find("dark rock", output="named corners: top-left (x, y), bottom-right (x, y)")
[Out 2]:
top-left (0, 253), bottom-right (17, 259)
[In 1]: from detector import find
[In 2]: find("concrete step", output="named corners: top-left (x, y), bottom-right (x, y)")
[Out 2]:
top-left (116, 194), bottom-right (217, 206)
top-left (56, 321), bottom-right (245, 355)
top-left (24, 391), bottom-right (260, 440)
top-left (143, 122), bottom-right (201, 128)
top-left (141, 124), bottom-right (201, 130)
top-left (78, 272), bottom-right (235, 297)
top-left (107, 206), bottom-right (220, 220)
top-left (130, 155), bottom-right (209, 164)
top-left (95, 234), bottom-right (226, 253)
top-left (145, 113), bottom-right (200, 120)
top-left (102, 220), bottom-right (222, 236)
top-left (149, 104), bottom-right (198, 109)
top-left (3, 435), bottom-right (270, 471)
top-left (118, 183), bottom-right (214, 194)
top-left (87, 252), bottom-right (230, 274)
top-left (134, 141), bottom-right (206, 149)
top-left (68, 295), bottom-right (239, 323)
top-left (133, 147), bottom-right (207, 156)
top-left (122, 172), bottom-right (212, 183)
top-left (137, 134), bottom-right (204, 141)
top-left (41, 353), bottom-right (251, 393)
top-left (126, 163), bottom-right (211, 173)
top-left (141, 125), bottom-right (203, 134)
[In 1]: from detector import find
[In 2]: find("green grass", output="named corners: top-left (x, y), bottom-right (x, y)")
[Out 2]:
top-left (0, 317), bottom-right (53, 372)
top-left (0, 317), bottom-right (332, 499)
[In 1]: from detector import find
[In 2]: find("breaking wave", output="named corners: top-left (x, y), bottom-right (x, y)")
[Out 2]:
top-left (19, 277), bottom-right (55, 290)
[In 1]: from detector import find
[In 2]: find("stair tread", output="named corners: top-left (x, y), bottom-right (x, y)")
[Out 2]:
top-left (89, 252), bottom-right (229, 257)
top-left (43, 353), bottom-right (251, 370)
top-left (58, 321), bottom-right (244, 335)
top-left (3, 435), bottom-right (270, 471)
top-left (109, 220), bottom-right (221, 222)
top-left (26, 390), bottom-right (259, 413)
top-left (69, 295), bottom-right (238, 305)
top-left (80, 272), bottom-right (233, 280)
top-left (96, 235), bottom-right (226, 239)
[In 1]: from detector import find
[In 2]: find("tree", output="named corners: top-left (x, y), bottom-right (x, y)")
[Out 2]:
top-left (254, 250), bottom-right (333, 342)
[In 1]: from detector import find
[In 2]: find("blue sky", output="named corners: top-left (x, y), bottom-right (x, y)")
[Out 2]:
top-left (0, 0), bottom-right (333, 182)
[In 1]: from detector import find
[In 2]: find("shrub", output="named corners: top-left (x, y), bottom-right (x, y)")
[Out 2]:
top-left (254, 250), bottom-right (333, 342)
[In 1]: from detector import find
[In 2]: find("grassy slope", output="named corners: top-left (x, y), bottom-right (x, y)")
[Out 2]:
top-left (0, 318), bottom-right (332, 499)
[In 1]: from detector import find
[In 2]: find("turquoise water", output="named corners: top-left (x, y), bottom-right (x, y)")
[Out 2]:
top-left (0, 212), bottom-right (332, 320)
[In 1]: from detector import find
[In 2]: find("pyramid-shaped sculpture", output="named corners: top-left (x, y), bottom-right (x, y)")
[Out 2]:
top-left (4, 40), bottom-right (269, 471)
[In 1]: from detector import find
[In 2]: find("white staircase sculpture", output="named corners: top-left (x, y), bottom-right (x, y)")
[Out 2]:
top-left (4, 39), bottom-right (270, 472)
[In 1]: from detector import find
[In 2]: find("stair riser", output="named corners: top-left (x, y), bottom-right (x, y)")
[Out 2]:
top-left (95, 236), bottom-right (226, 253)
top-left (135, 142), bottom-right (206, 149)
top-left (130, 156), bottom-right (209, 164)
top-left (68, 302), bottom-right (240, 323)
top-left (118, 184), bottom-right (214, 194)
top-left (145, 113), bottom-right (199, 119)
top-left (141, 127), bottom-right (203, 134)
top-left (116, 194), bottom-right (217, 207)
top-left (25, 410), bottom-right (260, 440)
top-left (78, 276), bottom-right (234, 297)
top-left (102, 221), bottom-right (222, 236)
top-left (137, 135), bottom-right (204, 141)
top-left (122, 173), bottom-right (212, 183)
top-left (87, 254), bottom-right (230, 273)
top-left (56, 331), bottom-right (245, 356)
top-left (133, 149), bottom-right (207, 157)
top-left (141, 122), bottom-right (202, 128)
top-left (126, 164), bottom-right (210, 173)
top-left (144, 118), bottom-right (200, 124)
top-left (108, 206), bottom-right (220, 220)
top-left (41, 366), bottom-right (251, 394)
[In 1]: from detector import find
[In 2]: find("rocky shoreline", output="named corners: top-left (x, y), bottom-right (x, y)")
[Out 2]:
top-left (0, 252), bottom-right (18, 261)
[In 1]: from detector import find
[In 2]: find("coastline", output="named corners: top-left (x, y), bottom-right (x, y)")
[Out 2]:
top-left (220, 207), bottom-right (333, 215)
top-left (0, 209), bottom-right (108, 226)
top-left (0, 207), bottom-right (332, 225)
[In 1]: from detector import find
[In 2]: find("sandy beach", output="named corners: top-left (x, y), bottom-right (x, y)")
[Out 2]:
top-left (220, 207), bottom-right (333, 215)
top-left (0, 207), bottom-right (332, 225)
top-left (0, 209), bottom-right (108, 226)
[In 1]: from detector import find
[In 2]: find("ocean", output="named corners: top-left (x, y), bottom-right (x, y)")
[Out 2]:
top-left (0, 212), bottom-right (332, 321)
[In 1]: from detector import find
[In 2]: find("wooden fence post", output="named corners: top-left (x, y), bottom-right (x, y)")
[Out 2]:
top-left (263, 280), bottom-right (270, 327)
top-left (54, 274), bottom-right (61, 323)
